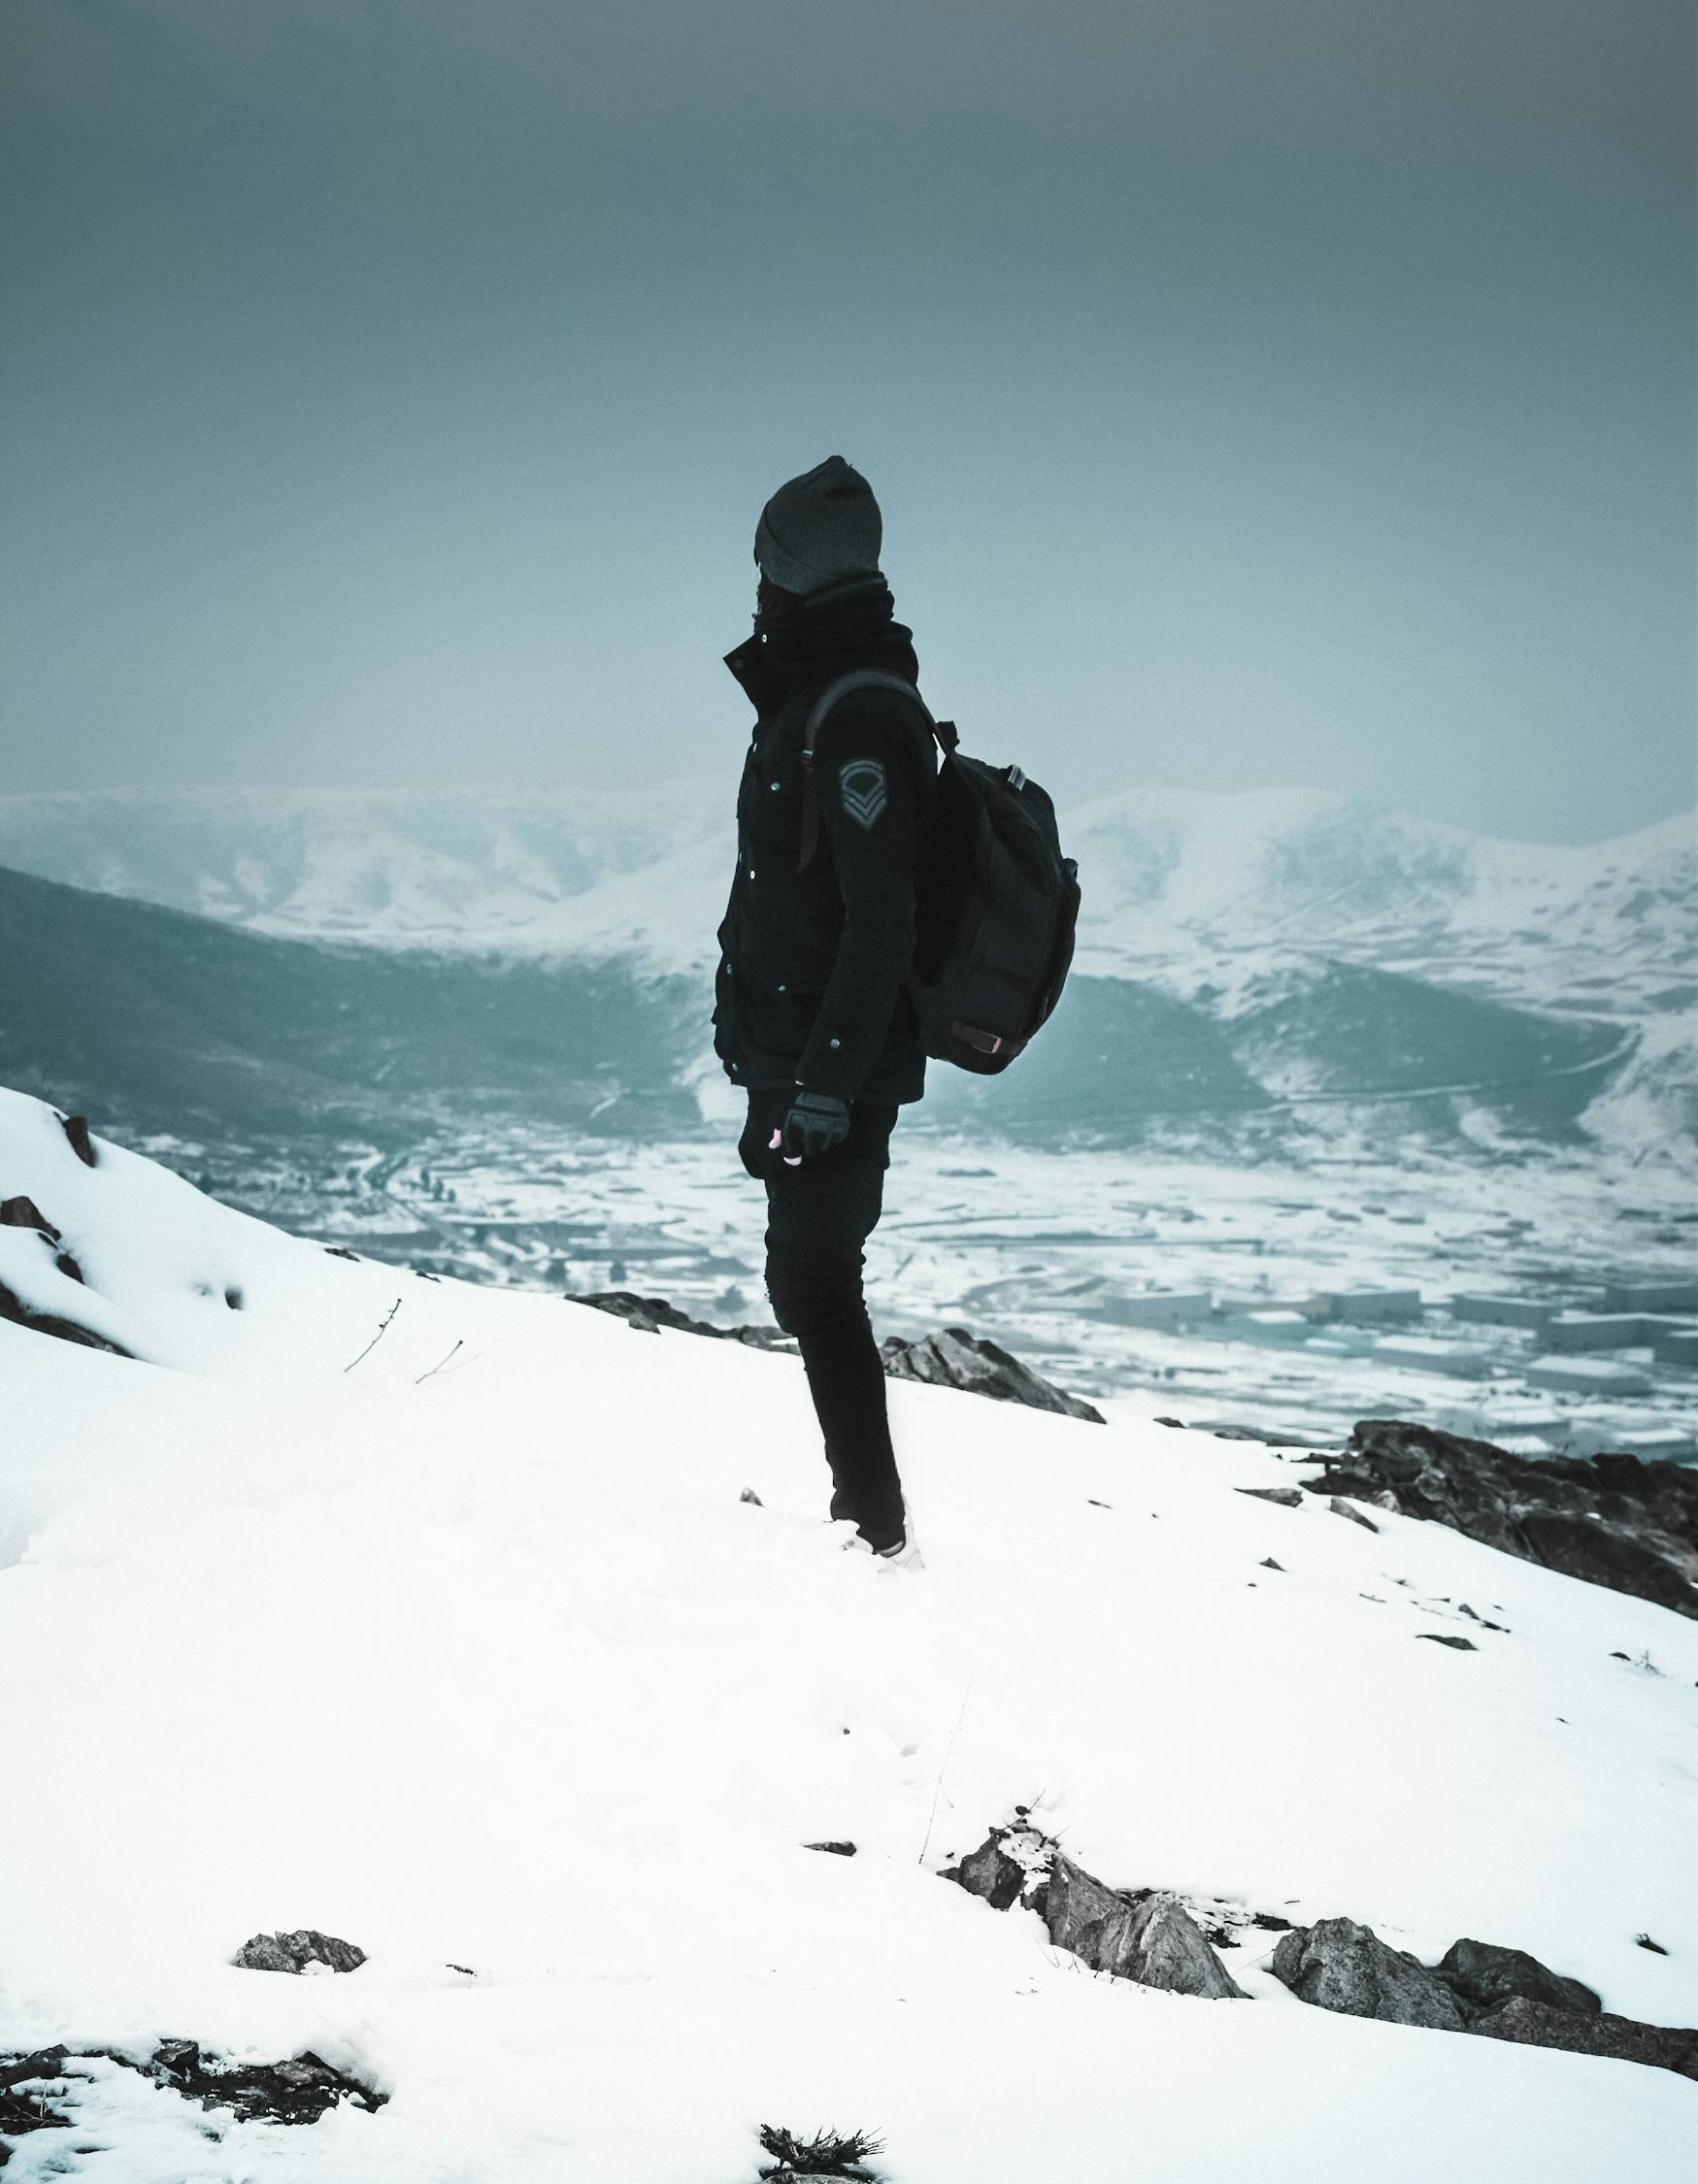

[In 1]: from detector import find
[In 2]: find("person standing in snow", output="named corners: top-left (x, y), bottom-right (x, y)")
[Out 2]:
top-left (715, 457), bottom-right (936, 1567)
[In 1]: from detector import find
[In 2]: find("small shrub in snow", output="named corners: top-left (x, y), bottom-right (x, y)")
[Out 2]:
top-left (756, 2122), bottom-right (883, 2178)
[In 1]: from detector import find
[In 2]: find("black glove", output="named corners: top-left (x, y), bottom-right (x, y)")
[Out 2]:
top-left (780, 1088), bottom-right (851, 1162)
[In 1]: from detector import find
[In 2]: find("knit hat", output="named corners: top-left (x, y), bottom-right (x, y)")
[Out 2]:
top-left (754, 456), bottom-right (882, 595)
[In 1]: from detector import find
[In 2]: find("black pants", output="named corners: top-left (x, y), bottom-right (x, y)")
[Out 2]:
top-left (739, 1089), bottom-right (906, 1550)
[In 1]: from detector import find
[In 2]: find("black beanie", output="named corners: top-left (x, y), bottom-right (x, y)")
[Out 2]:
top-left (754, 456), bottom-right (882, 595)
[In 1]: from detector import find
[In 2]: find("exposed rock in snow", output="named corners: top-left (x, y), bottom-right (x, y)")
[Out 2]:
top-left (0, 1272), bottom-right (131, 1355)
top-left (1469, 1999), bottom-right (1698, 2081)
top-left (1046, 1862), bottom-right (1249, 2000)
top-left (0, 1194), bottom-right (58, 1236)
top-left (1305, 1419), bottom-right (1698, 1618)
top-left (1436, 1937), bottom-right (1601, 2019)
top-left (1271, 1924), bottom-right (1697, 2077)
top-left (1236, 1485), bottom-right (1304, 1506)
top-left (59, 1111), bottom-right (97, 1167)
top-left (949, 1826), bottom-right (1049, 1913)
top-left (1270, 1920), bottom-right (1467, 2030)
top-left (571, 1294), bottom-right (1105, 1422)
top-left (0, 2039), bottom-right (384, 2137)
top-left (1328, 1496), bottom-right (1380, 1532)
top-left (569, 1289), bottom-right (793, 1348)
top-left (949, 1828), bottom-right (1246, 1999)
top-left (232, 1929), bottom-right (366, 1975)
top-left (880, 1328), bottom-right (1105, 1422)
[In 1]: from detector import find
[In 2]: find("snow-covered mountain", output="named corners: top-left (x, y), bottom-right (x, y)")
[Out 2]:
top-left (3, 784), bottom-right (1689, 1003)
top-left (2, 784), bottom-right (1689, 1154)
top-left (0, 782), bottom-right (726, 950)
top-left (2, 1086), bottom-right (1695, 2179)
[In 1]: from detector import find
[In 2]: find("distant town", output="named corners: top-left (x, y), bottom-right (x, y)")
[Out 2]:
top-left (150, 1116), bottom-right (1698, 1469)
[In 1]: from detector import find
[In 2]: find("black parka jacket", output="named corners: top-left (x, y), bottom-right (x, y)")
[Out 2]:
top-left (714, 580), bottom-right (938, 1106)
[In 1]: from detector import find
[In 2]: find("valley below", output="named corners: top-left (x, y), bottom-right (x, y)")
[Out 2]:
top-left (146, 1108), bottom-right (1698, 1464)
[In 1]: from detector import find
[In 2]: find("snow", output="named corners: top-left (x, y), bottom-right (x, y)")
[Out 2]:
top-left (2, 1085), bottom-right (1695, 2179)
top-left (3, 783), bottom-right (1688, 998)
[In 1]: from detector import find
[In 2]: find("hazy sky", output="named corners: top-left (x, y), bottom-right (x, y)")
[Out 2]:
top-left (2, 1), bottom-right (1691, 842)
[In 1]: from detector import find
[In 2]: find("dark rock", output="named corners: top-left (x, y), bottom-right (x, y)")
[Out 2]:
top-left (233, 1928), bottom-right (366, 1975)
top-left (805, 1840), bottom-right (857, 1857)
top-left (1470, 1998), bottom-right (1698, 2081)
top-left (740, 1487), bottom-right (764, 1506)
top-left (1637, 1934), bottom-right (1670, 1955)
top-left (0, 2039), bottom-right (384, 2138)
top-left (949, 1826), bottom-right (1245, 1998)
top-left (323, 1245), bottom-right (361, 1260)
top-left (0, 2046), bottom-right (74, 2136)
top-left (949, 1826), bottom-right (1049, 1912)
top-left (1046, 1858), bottom-right (1248, 1999)
top-left (54, 1251), bottom-right (84, 1283)
top-left (1304, 1419), bottom-right (1698, 1619)
top-left (1260, 1557), bottom-right (1285, 1571)
top-left (1416, 1634), bottom-right (1479, 1650)
top-left (1437, 1937), bottom-right (1600, 2018)
top-left (1271, 1919), bottom-right (1466, 2030)
top-left (59, 1113), bottom-right (96, 1166)
top-left (1329, 1497), bottom-right (1380, 1532)
top-left (141, 2038), bottom-right (385, 2121)
top-left (0, 1196), bottom-right (59, 1239)
top-left (0, 1277), bottom-right (131, 1356)
top-left (880, 1328), bottom-right (1105, 1423)
top-left (1237, 1486), bottom-right (1304, 1506)
top-left (570, 1291), bottom-right (793, 1349)
top-left (1154, 1415), bottom-right (1186, 1428)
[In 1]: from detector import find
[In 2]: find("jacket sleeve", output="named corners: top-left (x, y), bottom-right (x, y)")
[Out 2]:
top-left (794, 693), bottom-right (926, 1101)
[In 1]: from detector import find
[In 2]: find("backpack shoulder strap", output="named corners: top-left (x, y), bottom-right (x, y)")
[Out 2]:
top-left (797, 672), bottom-right (940, 872)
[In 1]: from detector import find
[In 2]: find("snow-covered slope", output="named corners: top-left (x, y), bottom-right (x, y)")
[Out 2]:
top-left (2, 1087), bottom-right (1694, 2180)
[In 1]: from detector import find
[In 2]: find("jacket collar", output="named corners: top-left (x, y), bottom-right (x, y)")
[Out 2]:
top-left (724, 579), bottom-right (920, 717)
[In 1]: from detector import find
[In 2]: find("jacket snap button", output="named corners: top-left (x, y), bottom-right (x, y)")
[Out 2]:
top-left (769, 780), bottom-right (781, 791)
top-left (747, 867), bottom-right (755, 879)
top-left (777, 983), bottom-right (786, 993)
top-left (829, 1037), bottom-right (841, 1049)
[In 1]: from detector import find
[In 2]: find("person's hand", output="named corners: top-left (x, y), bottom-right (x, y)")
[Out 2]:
top-left (779, 1089), bottom-right (851, 1163)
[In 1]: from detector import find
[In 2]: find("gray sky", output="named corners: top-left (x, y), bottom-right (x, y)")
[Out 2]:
top-left (2, 0), bottom-right (1691, 842)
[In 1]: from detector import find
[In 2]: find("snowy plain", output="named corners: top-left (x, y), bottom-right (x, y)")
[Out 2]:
top-left (2, 1087), bottom-right (1695, 2180)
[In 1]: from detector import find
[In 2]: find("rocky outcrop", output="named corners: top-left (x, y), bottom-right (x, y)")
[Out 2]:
top-left (950, 1822), bottom-right (1052, 1913)
top-left (569, 1291), bottom-right (792, 1348)
top-left (1271, 1919), bottom-right (1466, 2029)
top-left (233, 1928), bottom-right (366, 1974)
top-left (0, 2039), bottom-right (384, 2137)
top-left (0, 1195), bottom-right (58, 1237)
top-left (881, 1329), bottom-right (1105, 1423)
top-left (1047, 1859), bottom-right (1249, 1999)
top-left (1304, 1419), bottom-right (1698, 1619)
top-left (571, 1293), bottom-right (1104, 1421)
top-left (1437, 1936), bottom-right (1600, 2018)
top-left (1469, 1998), bottom-right (1698, 2081)
top-left (0, 1276), bottom-right (130, 1356)
top-left (1272, 1917), bottom-right (1695, 2080)
top-left (58, 1112), bottom-right (96, 1167)
top-left (948, 1824), bottom-right (1245, 1999)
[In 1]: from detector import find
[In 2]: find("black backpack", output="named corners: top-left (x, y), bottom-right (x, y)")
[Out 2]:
top-left (798, 672), bottom-right (1081, 1075)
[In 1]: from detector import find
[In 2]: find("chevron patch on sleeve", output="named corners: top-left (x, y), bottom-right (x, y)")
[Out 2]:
top-left (838, 758), bottom-right (888, 830)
